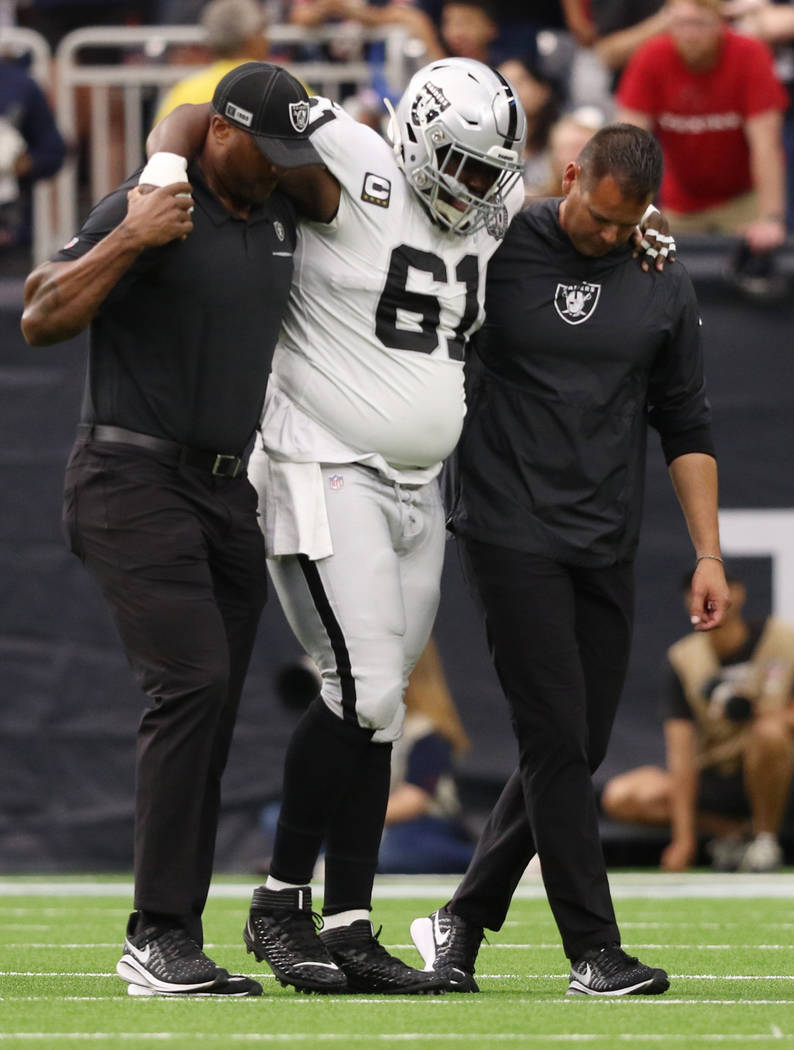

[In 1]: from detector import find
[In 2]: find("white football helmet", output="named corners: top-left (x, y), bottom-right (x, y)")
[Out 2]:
top-left (386, 58), bottom-right (526, 236)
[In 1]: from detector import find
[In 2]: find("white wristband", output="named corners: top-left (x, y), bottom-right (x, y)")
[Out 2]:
top-left (139, 151), bottom-right (188, 187)
top-left (641, 203), bottom-right (659, 224)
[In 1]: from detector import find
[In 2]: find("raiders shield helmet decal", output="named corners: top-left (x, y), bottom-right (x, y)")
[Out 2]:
top-left (289, 101), bottom-right (310, 133)
top-left (410, 81), bottom-right (451, 126)
top-left (554, 282), bottom-right (601, 325)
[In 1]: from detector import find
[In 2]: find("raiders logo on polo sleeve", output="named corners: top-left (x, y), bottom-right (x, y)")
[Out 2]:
top-left (554, 282), bottom-right (601, 325)
top-left (361, 173), bottom-right (391, 208)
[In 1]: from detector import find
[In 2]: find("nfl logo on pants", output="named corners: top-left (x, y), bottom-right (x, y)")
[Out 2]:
top-left (329, 473), bottom-right (344, 490)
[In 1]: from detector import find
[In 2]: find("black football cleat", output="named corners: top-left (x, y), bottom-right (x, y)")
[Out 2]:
top-left (244, 885), bottom-right (348, 994)
top-left (321, 919), bottom-right (446, 994)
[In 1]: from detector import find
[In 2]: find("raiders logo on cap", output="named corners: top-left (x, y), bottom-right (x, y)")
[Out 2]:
top-left (289, 101), bottom-right (310, 133)
top-left (212, 62), bottom-right (322, 169)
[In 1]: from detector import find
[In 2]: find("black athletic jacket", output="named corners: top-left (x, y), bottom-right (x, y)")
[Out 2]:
top-left (450, 198), bottom-right (715, 567)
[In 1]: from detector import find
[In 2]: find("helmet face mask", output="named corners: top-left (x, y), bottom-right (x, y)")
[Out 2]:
top-left (388, 58), bottom-right (527, 236)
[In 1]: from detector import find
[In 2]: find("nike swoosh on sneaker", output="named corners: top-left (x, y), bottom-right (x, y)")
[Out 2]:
top-left (433, 913), bottom-right (450, 947)
top-left (295, 962), bottom-right (341, 970)
top-left (125, 940), bottom-right (151, 965)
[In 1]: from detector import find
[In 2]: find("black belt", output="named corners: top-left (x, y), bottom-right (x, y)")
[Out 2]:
top-left (76, 424), bottom-right (245, 479)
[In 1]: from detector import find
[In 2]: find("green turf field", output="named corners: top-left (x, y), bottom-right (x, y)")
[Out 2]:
top-left (2, 873), bottom-right (794, 1049)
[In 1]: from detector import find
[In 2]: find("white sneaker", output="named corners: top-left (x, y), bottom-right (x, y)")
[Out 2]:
top-left (707, 835), bottom-right (748, 873)
top-left (738, 833), bottom-right (783, 873)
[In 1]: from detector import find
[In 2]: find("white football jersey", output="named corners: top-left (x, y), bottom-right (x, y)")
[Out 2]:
top-left (262, 97), bottom-right (523, 484)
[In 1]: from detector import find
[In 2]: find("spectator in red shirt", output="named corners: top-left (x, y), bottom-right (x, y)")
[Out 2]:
top-left (616, 0), bottom-right (788, 253)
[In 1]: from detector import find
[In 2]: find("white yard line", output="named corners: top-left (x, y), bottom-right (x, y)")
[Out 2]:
top-left (3, 996), bottom-right (794, 1006)
top-left (1, 872), bottom-right (794, 900)
top-left (0, 1034), bottom-right (793, 1043)
top-left (3, 970), bottom-right (794, 982)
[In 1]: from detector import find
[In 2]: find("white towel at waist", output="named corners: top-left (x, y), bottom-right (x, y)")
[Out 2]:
top-left (248, 440), bottom-right (333, 561)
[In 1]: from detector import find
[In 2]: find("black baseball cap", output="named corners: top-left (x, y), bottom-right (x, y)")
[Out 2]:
top-left (211, 61), bottom-right (321, 168)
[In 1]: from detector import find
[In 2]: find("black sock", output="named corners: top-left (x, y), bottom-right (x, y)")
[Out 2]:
top-left (135, 910), bottom-right (182, 936)
top-left (323, 740), bottom-right (392, 915)
top-left (270, 697), bottom-right (374, 885)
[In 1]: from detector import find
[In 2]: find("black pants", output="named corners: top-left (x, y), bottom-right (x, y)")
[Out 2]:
top-left (64, 440), bottom-right (268, 945)
top-left (450, 538), bottom-right (634, 961)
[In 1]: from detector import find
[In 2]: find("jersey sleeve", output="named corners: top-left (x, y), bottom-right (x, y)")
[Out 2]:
top-left (306, 96), bottom-right (406, 208)
top-left (306, 96), bottom-right (364, 179)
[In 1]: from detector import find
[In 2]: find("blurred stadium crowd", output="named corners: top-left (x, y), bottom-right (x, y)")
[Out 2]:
top-left (1, 0), bottom-right (794, 271)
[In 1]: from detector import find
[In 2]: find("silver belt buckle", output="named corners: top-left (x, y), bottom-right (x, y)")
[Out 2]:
top-left (211, 453), bottom-right (242, 478)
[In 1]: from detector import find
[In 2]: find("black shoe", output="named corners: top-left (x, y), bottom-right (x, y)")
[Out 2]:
top-left (410, 906), bottom-right (482, 992)
top-left (321, 919), bottom-right (447, 994)
top-left (116, 913), bottom-right (233, 995)
top-left (568, 945), bottom-right (670, 996)
top-left (243, 885), bottom-right (348, 994)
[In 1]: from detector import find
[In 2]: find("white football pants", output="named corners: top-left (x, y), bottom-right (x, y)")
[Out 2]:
top-left (265, 463), bottom-right (445, 744)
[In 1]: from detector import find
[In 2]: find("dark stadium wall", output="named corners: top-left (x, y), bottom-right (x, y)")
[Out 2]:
top-left (1, 245), bottom-right (792, 871)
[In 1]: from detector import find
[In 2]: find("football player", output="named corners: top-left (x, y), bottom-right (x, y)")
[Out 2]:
top-left (249, 60), bottom-right (525, 995)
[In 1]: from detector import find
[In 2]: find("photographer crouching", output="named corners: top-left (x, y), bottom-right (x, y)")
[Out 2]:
top-left (602, 572), bottom-right (794, 872)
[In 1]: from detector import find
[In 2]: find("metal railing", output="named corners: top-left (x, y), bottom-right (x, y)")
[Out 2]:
top-left (0, 26), bottom-right (56, 265)
top-left (52, 23), bottom-right (414, 252)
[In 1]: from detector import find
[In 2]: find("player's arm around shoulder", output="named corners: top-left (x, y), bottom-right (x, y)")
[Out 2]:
top-left (147, 97), bottom-right (342, 224)
top-left (282, 98), bottom-right (392, 224)
top-left (278, 165), bottom-right (340, 223)
top-left (21, 181), bottom-right (193, 347)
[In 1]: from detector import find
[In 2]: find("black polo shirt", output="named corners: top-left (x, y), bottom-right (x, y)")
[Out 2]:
top-left (53, 161), bottom-right (297, 454)
top-left (452, 198), bottom-right (714, 567)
